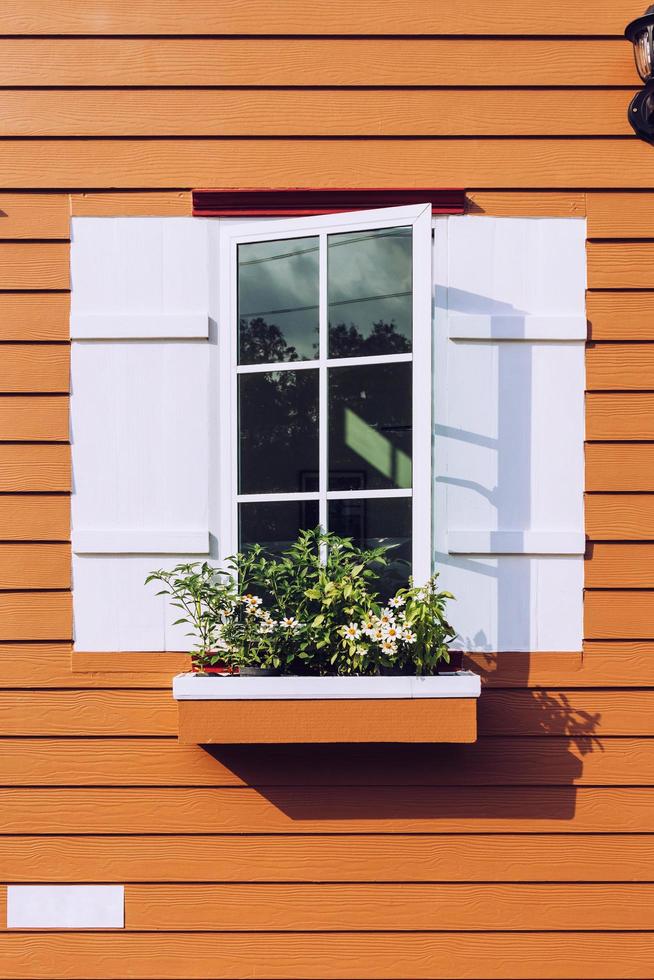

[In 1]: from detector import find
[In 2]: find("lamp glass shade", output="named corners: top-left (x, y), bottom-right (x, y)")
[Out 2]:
top-left (635, 27), bottom-right (654, 80)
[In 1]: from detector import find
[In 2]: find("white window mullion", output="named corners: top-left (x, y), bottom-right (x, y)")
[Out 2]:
top-left (410, 205), bottom-right (434, 585)
top-left (318, 230), bottom-right (328, 535)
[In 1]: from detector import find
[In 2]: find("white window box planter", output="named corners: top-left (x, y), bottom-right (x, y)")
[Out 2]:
top-left (173, 671), bottom-right (481, 744)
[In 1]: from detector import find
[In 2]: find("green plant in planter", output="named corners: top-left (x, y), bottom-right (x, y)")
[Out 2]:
top-left (146, 528), bottom-right (457, 675)
top-left (145, 562), bottom-right (243, 672)
top-left (231, 527), bottom-right (390, 674)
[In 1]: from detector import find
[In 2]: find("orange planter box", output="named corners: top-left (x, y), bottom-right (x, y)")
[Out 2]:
top-left (173, 673), bottom-right (480, 744)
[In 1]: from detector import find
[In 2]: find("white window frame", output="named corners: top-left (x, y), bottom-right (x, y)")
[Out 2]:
top-left (217, 203), bottom-right (433, 584)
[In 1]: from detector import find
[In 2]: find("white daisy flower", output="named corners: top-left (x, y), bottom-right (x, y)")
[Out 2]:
top-left (388, 596), bottom-right (405, 608)
top-left (281, 616), bottom-right (300, 631)
top-left (380, 639), bottom-right (397, 654)
top-left (384, 625), bottom-right (401, 641)
top-left (402, 629), bottom-right (417, 644)
top-left (342, 622), bottom-right (360, 641)
top-left (372, 627), bottom-right (385, 643)
top-left (378, 608), bottom-right (395, 626)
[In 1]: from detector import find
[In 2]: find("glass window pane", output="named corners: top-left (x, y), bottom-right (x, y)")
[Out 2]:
top-left (239, 499), bottom-right (320, 555)
top-left (328, 226), bottom-right (412, 358)
top-left (239, 370), bottom-right (319, 494)
top-left (238, 236), bottom-right (319, 364)
top-left (329, 497), bottom-right (412, 597)
top-left (328, 362), bottom-right (412, 492)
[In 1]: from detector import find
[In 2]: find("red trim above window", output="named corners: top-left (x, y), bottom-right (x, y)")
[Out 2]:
top-left (192, 188), bottom-right (466, 217)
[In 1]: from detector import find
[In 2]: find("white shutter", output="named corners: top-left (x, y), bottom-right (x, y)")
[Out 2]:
top-left (70, 217), bottom-right (212, 651)
top-left (433, 216), bottom-right (586, 651)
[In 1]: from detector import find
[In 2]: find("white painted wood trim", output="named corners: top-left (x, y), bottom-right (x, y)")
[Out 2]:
top-left (447, 530), bottom-right (585, 555)
top-left (7, 886), bottom-right (124, 929)
top-left (173, 671), bottom-right (481, 700)
top-left (448, 314), bottom-right (587, 341)
top-left (71, 313), bottom-right (209, 339)
top-left (73, 529), bottom-right (210, 554)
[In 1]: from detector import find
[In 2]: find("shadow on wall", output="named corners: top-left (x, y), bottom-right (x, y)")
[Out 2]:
top-left (202, 683), bottom-right (600, 823)
top-left (434, 284), bottom-right (535, 655)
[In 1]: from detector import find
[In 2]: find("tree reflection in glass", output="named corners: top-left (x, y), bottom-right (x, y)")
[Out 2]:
top-left (328, 226), bottom-right (412, 358)
top-left (239, 370), bottom-right (319, 495)
top-left (238, 236), bottom-right (319, 364)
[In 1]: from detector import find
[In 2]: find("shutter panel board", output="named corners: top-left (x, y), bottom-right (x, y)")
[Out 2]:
top-left (70, 313), bottom-right (208, 339)
top-left (72, 556), bottom-right (206, 651)
top-left (434, 216), bottom-right (586, 651)
top-left (71, 340), bottom-right (208, 539)
top-left (70, 218), bottom-right (212, 651)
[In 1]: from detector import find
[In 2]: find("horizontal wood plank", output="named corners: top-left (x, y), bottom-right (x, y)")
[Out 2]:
top-left (6, 139), bottom-right (654, 189)
top-left (0, 194), bottom-right (68, 239)
top-left (479, 690), bottom-right (654, 736)
top-left (0, 593), bottom-right (71, 641)
top-left (586, 444), bottom-right (654, 491)
top-left (467, 191), bottom-right (585, 217)
top-left (69, 190), bottom-right (586, 219)
top-left (586, 493), bottom-right (654, 540)
top-left (0, 645), bottom-right (183, 689)
top-left (586, 590), bottom-right (654, 639)
top-left (0, 293), bottom-right (70, 342)
top-left (54, 649), bottom-right (654, 689)
top-left (473, 647), bottom-right (654, 687)
top-left (587, 342), bottom-right (654, 389)
top-left (0, 39), bottom-right (632, 87)
top-left (0, 243), bottom-right (68, 290)
top-left (0, 89), bottom-right (633, 137)
top-left (2, 787), bottom-right (654, 834)
top-left (588, 242), bottom-right (654, 289)
top-left (2, 931), bottom-right (654, 979)
top-left (63, 649), bottom-right (654, 689)
top-left (0, 1), bottom-right (638, 36)
top-left (1, 736), bottom-right (652, 787)
top-left (0, 544), bottom-right (69, 589)
top-left (0, 690), bottom-right (171, 735)
top-left (588, 192), bottom-right (654, 238)
top-left (587, 393), bottom-right (654, 439)
top-left (587, 291), bottom-right (654, 341)
top-left (71, 191), bottom-right (190, 217)
top-left (0, 495), bottom-right (69, 541)
top-left (118, 882), bottom-right (654, 931)
top-left (70, 651), bottom-right (188, 673)
top-left (3, 833), bottom-right (651, 883)
top-left (0, 344), bottom-right (69, 394)
top-left (3, 688), bottom-right (649, 737)
top-left (0, 444), bottom-right (70, 491)
top-left (0, 395), bottom-right (68, 441)
top-left (586, 543), bottom-right (654, 588)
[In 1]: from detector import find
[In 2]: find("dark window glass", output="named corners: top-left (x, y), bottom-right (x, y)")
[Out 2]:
top-left (239, 370), bottom-right (319, 494)
top-left (239, 499), bottom-right (320, 556)
top-left (238, 237), bottom-right (319, 364)
top-left (329, 497), bottom-right (412, 598)
top-left (328, 226), bottom-right (412, 358)
top-left (328, 361), bottom-right (412, 491)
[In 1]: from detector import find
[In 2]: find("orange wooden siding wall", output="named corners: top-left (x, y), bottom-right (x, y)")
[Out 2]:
top-left (1, 5), bottom-right (654, 978)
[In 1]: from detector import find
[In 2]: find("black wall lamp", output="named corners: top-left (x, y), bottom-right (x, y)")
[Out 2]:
top-left (626, 5), bottom-right (654, 142)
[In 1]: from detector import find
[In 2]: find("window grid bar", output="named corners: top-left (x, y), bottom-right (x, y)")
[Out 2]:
top-left (236, 352), bottom-right (412, 374)
top-left (318, 230), bottom-right (328, 537)
top-left (237, 489), bottom-right (412, 504)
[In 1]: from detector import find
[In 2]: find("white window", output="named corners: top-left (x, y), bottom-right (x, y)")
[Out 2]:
top-left (217, 204), bottom-right (433, 591)
top-left (70, 212), bottom-right (586, 652)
